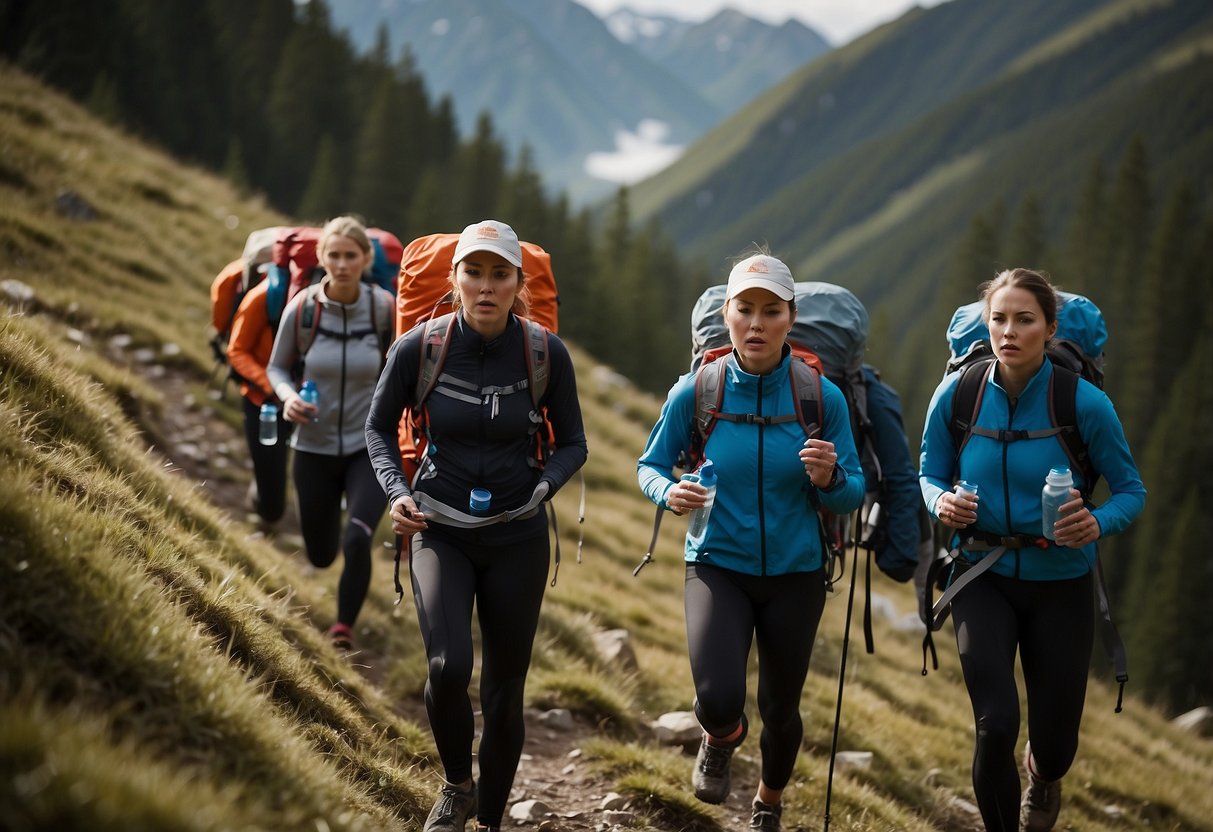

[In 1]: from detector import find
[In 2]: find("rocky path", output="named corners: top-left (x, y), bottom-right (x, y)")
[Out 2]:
top-left (138, 356), bottom-right (682, 831)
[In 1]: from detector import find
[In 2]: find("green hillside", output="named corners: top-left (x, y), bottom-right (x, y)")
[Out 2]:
top-left (3, 66), bottom-right (1213, 831)
top-left (630, 0), bottom-right (1213, 383)
top-left (628, 0), bottom-right (1213, 712)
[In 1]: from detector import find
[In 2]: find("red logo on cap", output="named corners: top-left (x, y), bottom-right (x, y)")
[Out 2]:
top-left (477, 225), bottom-right (500, 239)
top-left (746, 259), bottom-right (770, 273)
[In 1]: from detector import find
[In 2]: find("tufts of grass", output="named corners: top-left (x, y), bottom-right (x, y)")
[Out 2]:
top-left (527, 665), bottom-right (641, 736)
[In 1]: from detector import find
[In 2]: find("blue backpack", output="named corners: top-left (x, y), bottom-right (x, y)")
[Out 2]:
top-left (925, 291), bottom-right (1128, 710)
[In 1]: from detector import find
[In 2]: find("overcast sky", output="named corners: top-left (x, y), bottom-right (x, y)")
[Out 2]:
top-left (571, 0), bottom-right (935, 46)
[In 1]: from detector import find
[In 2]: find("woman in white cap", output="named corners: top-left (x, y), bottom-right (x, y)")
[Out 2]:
top-left (365, 220), bottom-right (587, 832)
top-left (637, 247), bottom-right (863, 831)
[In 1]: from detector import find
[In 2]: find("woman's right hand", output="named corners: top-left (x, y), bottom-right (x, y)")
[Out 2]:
top-left (938, 490), bottom-right (978, 528)
top-left (666, 480), bottom-right (707, 516)
top-left (390, 495), bottom-right (428, 535)
top-left (281, 392), bottom-right (316, 425)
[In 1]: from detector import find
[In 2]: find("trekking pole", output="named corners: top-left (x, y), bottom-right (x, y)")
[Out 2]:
top-left (823, 514), bottom-right (861, 831)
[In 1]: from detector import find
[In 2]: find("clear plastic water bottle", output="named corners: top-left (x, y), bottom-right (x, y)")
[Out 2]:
top-left (469, 487), bottom-right (492, 516)
top-left (954, 480), bottom-right (979, 500)
top-left (685, 459), bottom-right (718, 542)
top-left (258, 402), bottom-right (278, 446)
top-left (1041, 467), bottom-right (1073, 540)
top-left (299, 379), bottom-right (320, 423)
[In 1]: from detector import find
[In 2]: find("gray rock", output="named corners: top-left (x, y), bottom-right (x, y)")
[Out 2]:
top-left (1173, 706), bottom-right (1213, 737)
top-left (592, 628), bottom-right (639, 671)
top-left (509, 798), bottom-right (553, 822)
top-left (538, 708), bottom-right (575, 731)
top-left (834, 750), bottom-right (873, 771)
top-left (650, 711), bottom-right (700, 745)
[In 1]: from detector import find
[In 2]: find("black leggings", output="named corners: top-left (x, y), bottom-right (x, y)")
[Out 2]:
top-left (950, 570), bottom-right (1094, 831)
top-left (241, 397), bottom-right (292, 523)
top-left (409, 530), bottom-right (549, 828)
top-left (292, 448), bottom-right (386, 627)
top-left (685, 562), bottom-right (826, 792)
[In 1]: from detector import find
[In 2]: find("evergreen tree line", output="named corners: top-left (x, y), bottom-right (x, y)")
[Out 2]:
top-left (0, 0), bottom-right (712, 393)
top-left (930, 138), bottom-right (1213, 714)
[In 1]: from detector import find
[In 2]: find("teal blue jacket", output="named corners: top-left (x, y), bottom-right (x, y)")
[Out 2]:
top-left (638, 351), bottom-right (864, 576)
top-left (920, 358), bottom-right (1146, 580)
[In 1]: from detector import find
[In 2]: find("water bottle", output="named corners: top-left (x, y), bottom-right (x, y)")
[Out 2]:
top-left (258, 402), bottom-right (278, 446)
top-left (299, 379), bottom-right (320, 423)
top-left (469, 487), bottom-right (492, 516)
top-left (954, 480), bottom-right (979, 500)
top-left (1041, 467), bottom-right (1073, 540)
top-left (685, 459), bottom-right (718, 541)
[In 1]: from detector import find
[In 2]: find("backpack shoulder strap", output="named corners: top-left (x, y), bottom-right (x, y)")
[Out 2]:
top-left (414, 313), bottom-right (457, 411)
top-left (519, 316), bottom-right (550, 409)
top-left (265, 264), bottom-right (289, 331)
top-left (1048, 364), bottom-right (1096, 492)
top-left (369, 287), bottom-right (395, 360)
top-left (689, 358), bottom-right (729, 468)
top-left (294, 283), bottom-right (325, 358)
top-left (788, 356), bottom-right (824, 441)
top-left (690, 355), bottom-right (822, 466)
top-left (948, 358), bottom-right (994, 458)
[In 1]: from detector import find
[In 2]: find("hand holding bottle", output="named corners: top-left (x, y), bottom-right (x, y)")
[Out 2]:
top-left (939, 480), bottom-right (979, 528)
top-left (667, 472), bottom-right (709, 516)
top-left (1049, 489), bottom-right (1099, 547)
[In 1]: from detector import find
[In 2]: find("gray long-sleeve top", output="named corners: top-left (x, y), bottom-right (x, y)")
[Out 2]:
top-left (267, 279), bottom-right (393, 457)
top-left (365, 312), bottom-right (587, 544)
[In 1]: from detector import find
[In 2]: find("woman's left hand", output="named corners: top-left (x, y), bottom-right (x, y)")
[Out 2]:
top-left (1052, 488), bottom-right (1101, 548)
top-left (800, 438), bottom-right (838, 489)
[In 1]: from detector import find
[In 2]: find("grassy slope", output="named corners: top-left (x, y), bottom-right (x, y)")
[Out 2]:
top-left (2, 67), bottom-right (1212, 831)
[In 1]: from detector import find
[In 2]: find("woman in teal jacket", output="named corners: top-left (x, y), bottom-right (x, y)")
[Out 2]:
top-left (638, 251), bottom-right (863, 832)
top-left (920, 268), bottom-right (1145, 832)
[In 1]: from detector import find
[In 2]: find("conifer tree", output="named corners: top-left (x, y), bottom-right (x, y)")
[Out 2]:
top-left (1103, 137), bottom-right (1151, 390)
top-left (496, 146), bottom-right (550, 246)
top-left (1118, 186), bottom-right (1194, 441)
top-left (223, 138), bottom-right (252, 197)
top-left (583, 188), bottom-right (633, 363)
top-left (406, 166), bottom-right (454, 237)
top-left (452, 113), bottom-right (507, 224)
top-left (297, 134), bottom-right (345, 222)
top-left (545, 205), bottom-right (597, 340)
top-left (350, 73), bottom-right (413, 232)
top-left (265, 0), bottom-right (355, 211)
top-left (1006, 192), bottom-right (1048, 271)
top-left (1062, 156), bottom-right (1109, 295)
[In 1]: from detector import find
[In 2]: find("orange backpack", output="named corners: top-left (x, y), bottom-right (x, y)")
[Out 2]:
top-left (395, 233), bottom-right (559, 335)
top-left (394, 232), bottom-right (560, 480)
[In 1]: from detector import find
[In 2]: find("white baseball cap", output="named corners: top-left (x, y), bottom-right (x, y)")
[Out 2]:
top-left (453, 220), bottom-right (523, 268)
top-left (726, 254), bottom-right (795, 301)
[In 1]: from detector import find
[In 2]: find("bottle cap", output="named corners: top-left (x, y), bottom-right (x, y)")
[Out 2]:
top-left (261, 402), bottom-right (277, 414)
top-left (469, 487), bottom-right (492, 514)
top-left (698, 459), bottom-right (717, 486)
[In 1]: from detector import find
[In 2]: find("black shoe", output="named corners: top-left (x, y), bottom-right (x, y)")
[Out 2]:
top-left (1019, 743), bottom-right (1061, 832)
top-left (693, 734), bottom-right (736, 804)
top-left (750, 800), bottom-right (782, 831)
top-left (423, 782), bottom-right (477, 831)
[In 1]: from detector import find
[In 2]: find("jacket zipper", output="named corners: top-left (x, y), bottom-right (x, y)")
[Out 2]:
top-left (756, 373), bottom-right (767, 576)
top-left (337, 303), bottom-right (349, 457)
top-left (1004, 397), bottom-right (1017, 578)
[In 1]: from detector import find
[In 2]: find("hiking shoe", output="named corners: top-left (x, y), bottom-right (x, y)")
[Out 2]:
top-left (327, 623), bottom-right (354, 652)
top-left (692, 734), bottom-right (736, 804)
top-left (750, 800), bottom-right (783, 831)
top-left (1019, 744), bottom-right (1061, 832)
top-left (423, 782), bottom-right (477, 831)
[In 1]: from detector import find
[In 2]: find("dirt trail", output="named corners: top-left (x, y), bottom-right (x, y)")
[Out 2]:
top-left (142, 361), bottom-right (674, 831)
